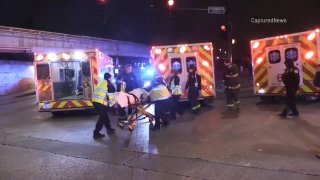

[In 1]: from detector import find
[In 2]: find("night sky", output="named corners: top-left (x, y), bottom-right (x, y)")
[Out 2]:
top-left (0, 0), bottom-right (319, 60)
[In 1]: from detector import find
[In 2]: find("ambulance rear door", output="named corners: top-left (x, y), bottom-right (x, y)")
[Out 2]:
top-left (266, 46), bottom-right (285, 87)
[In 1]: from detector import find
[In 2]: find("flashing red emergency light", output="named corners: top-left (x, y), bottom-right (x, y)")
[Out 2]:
top-left (168, 0), bottom-right (174, 7)
top-left (98, 0), bottom-right (108, 5)
top-left (220, 25), bottom-right (227, 32)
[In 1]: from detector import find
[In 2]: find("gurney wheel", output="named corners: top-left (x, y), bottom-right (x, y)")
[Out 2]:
top-left (128, 125), bottom-right (134, 132)
top-left (118, 122), bottom-right (124, 129)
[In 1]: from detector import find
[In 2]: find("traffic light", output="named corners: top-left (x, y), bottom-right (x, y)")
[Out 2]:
top-left (220, 24), bottom-right (229, 39)
top-left (168, 0), bottom-right (175, 9)
top-left (98, 0), bottom-right (108, 5)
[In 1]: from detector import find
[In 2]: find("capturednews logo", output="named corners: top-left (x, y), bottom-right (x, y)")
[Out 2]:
top-left (251, 18), bottom-right (287, 24)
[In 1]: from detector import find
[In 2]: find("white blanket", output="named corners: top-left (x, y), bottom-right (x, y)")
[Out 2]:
top-left (115, 88), bottom-right (149, 108)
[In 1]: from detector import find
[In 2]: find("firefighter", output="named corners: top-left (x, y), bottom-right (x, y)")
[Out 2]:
top-left (117, 64), bottom-right (138, 120)
top-left (185, 65), bottom-right (201, 113)
top-left (223, 58), bottom-right (241, 111)
top-left (168, 69), bottom-right (183, 119)
top-left (92, 73), bottom-right (116, 139)
top-left (150, 76), bottom-right (171, 131)
top-left (279, 60), bottom-right (300, 117)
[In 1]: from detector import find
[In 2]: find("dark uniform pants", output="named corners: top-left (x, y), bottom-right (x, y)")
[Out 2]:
top-left (282, 89), bottom-right (299, 115)
top-left (225, 88), bottom-right (240, 107)
top-left (171, 95), bottom-right (182, 118)
top-left (154, 99), bottom-right (169, 128)
top-left (188, 87), bottom-right (200, 110)
top-left (93, 102), bottom-right (111, 134)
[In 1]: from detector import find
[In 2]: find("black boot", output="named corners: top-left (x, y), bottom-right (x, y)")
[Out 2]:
top-left (93, 132), bottom-right (105, 139)
top-left (107, 127), bottom-right (115, 135)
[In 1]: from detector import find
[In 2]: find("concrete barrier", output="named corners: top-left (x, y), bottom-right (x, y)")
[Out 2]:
top-left (0, 60), bottom-right (35, 96)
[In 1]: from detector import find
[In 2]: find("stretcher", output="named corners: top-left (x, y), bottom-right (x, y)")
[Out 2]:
top-left (114, 89), bottom-right (154, 131)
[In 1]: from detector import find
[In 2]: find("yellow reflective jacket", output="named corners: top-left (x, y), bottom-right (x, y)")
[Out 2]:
top-left (169, 75), bottom-right (182, 95)
top-left (92, 80), bottom-right (108, 106)
top-left (150, 84), bottom-right (170, 102)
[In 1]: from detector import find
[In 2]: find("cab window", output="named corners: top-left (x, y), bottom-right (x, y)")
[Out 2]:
top-left (171, 58), bottom-right (182, 73)
top-left (268, 50), bottom-right (281, 64)
top-left (285, 48), bottom-right (298, 62)
top-left (186, 56), bottom-right (197, 71)
top-left (36, 64), bottom-right (50, 80)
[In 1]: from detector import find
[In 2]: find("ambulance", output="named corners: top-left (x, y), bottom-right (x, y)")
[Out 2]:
top-left (34, 49), bottom-right (114, 112)
top-left (251, 29), bottom-right (320, 96)
top-left (150, 43), bottom-right (215, 100)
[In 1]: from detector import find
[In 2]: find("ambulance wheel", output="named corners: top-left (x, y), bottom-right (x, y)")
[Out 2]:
top-left (51, 111), bottom-right (64, 117)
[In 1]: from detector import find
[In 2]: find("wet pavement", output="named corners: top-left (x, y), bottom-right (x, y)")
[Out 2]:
top-left (0, 91), bottom-right (320, 179)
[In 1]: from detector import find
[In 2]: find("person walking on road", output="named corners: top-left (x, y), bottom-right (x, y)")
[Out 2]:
top-left (223, 58), bottom-right (241, 111)
top-left (168, 69), bottom-right (183, 119)
top-left (185, 65), bottom-right (201, 113)
top-left (150, 76), bottom-right (171, 131)
top-left (92, 73), bottom-right (116, 139)
top-left (279, 60), bottom-right (300, 117)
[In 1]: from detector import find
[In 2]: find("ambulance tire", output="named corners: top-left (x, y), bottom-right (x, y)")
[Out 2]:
top-left (51, 111), bottom-right (65, 117)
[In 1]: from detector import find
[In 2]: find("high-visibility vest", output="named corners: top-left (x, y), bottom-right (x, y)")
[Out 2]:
top-left (170, 77), bottom-right (182, 95)
top-left (150, 84), bottom-right (170, 102)
top-left (107, 93), bottom-right (116, 107)
top-left (92, 80), bottom-right (108, 106)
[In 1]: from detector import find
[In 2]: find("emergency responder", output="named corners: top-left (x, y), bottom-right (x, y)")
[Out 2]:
top-left (279, 60), bottom-right (300, 117)
top-left (92, 73), bottom-right (116, 139)
top-left (117, 64), bottom-right (138, 120)
top-left (185, 65), bottom-right (201, 113)
top-left (150, 76), bottom-right (171, 131)
top-left (223, 58), bottom-right (241, 111)
top-left (168, 69), bottom-right (183, 119)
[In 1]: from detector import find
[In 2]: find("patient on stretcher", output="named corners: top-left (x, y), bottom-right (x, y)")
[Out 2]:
top-left (114, 88), bottom-right (149, 108)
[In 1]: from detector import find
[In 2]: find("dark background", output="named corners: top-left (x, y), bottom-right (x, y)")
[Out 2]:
top-left (0, 0), bottom-right (319, 62)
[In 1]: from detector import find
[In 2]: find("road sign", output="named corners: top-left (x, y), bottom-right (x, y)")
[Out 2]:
top-left (208, 6), bottom-right (226, 14)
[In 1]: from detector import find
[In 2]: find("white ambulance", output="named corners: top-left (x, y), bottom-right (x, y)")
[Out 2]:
top-left (251, 29), bottom-right (320, 96)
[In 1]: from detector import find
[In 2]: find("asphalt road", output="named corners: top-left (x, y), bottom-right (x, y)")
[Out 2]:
top-left (0, 90), bottom-right (320, 180)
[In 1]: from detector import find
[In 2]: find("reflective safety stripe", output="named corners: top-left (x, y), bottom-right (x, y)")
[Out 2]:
top-left (170, 80), bottom-right (182, 95)
top-left (92, 80), bottom-right (108, 106)
top-left (229, 84), bottom-right (241, 89)
top-left (192, 104), bottom-right (201, 110)
top-left (150, 84), bottom-right (170, 102)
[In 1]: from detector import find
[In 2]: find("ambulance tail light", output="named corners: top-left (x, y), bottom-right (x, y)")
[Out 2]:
top-left (180, 46), bottom-right (186, 53)
top-left (35, 54), bottom-right (44, 61)
top-left (316, 29), bottom-right (320, 33)
top-left (47, 53), bottom-right (58, 61)
top-left (155, 49), bottom-right (162, 54)
top-left (307, 32), bottom-right (316, 41)
top-left (258, 89), bottom-right (265, 94)
top-left (252, 41), bottom-right (260, 49)
top-left (305, 51), bottom-right (314, 60)
top-left (158, 64), bottom-right (166, 71)
top-left (202, 61), bottom-right (209, 67)
top-left (203, 45), bottom-right (210, 51)
top-left (256, 83), bottom-right (260, 87)
top-left (62, 53), bottom-right (71, 60)
top-left (73, 51), bottom-right (86, 60)
top-left (256, 57), bottom-right (263, 64)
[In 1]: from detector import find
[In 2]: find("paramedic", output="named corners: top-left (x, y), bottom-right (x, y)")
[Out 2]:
top-left (223, 58), bottom-right (241, 111)
top-left (185, 65), bottom-right (201, 113)
top-left (92, 73), bottom-right (116, 139)
top-left (279, 60), bottom-right (300, 117)
top-left (168, 69), bottom-right (183, 119)
top-left (150, 76), bottom-right (171, 131)
top-left (117, 64), bottom-right (138, 119)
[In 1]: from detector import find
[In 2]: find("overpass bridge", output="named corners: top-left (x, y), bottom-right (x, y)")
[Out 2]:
top-left (0, 26), bottom-right (150, 95)
top-left (0, 26), bottom-right (150, 58)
